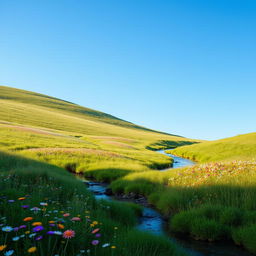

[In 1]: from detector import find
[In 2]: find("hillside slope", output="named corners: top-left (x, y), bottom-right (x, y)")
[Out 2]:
top-left (170, 132), bottom-right (256, 162)
top-left (0, 85), bottom-right (198, 181)
top-left (0, 85), bottom-right (176, 135)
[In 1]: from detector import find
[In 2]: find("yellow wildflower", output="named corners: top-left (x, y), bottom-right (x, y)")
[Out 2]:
top-left (0, 245), bottom-right (7, 251)
top-left (28, 247), bottom-right (37, 253)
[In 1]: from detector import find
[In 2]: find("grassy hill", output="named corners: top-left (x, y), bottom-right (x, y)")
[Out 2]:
top-left (109, 133), bottom-right (256, 254)
top-left (0, 85), bottom-right (197, 181)
top-left (0, 85), bottom-right (179, 136)
top-left (0, 85), bottom-right (193, 256)
top-left (170, 132), bottom-right (256, 162)
top-left (1, 85), bottom-right (256, 254)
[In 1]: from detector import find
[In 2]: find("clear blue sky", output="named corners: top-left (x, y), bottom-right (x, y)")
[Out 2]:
top-left (1, 0), bottom-right (255, 140)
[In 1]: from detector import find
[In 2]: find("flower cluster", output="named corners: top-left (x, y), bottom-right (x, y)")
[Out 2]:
top-left (168, 160), bottom-right (256, 187)
top-left (0, 193), bottom-right (117, 255)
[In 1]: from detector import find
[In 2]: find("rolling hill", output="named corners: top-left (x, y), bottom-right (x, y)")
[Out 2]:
top-left (170, 132), bottom-right (256, 162)
top-left (0, 85), bottom-right (197, 181)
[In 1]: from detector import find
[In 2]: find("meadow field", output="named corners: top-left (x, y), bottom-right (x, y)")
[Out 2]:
top-left (111, 133), bottom-right (256, 254)
top-left (0, 86), bottom-right (195, 256)
top-left (0, 150), bottom-right (187, 256)
top-left (1, 85), bottom-right (256, 255)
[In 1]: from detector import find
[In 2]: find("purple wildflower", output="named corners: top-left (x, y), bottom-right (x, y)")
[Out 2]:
top-left (35, 235), bottom-right (43, 241)
top-left (92, 240), bottom-right (99, 245)
top-left (32, 226), bottom-right (44, 232)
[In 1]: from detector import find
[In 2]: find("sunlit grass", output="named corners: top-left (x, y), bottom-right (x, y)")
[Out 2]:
top-left (111, 159), bottom-right (256, 253)
top-left (0, 150), bottom-right (185, 256)
top-left (170, 132), bottom-right (256, 162)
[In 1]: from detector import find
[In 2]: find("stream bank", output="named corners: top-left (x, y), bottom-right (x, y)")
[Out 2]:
top-left (79, 149), bottom-right (253, 256)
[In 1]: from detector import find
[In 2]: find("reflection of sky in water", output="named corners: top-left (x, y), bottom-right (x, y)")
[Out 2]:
top-left (158, 149), bottom-right (195, 170)
top-left (137, 207), bottom-right (164, 235)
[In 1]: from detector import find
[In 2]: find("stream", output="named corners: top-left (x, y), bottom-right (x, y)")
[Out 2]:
top-left (81, 149), bottom-right (253, 256)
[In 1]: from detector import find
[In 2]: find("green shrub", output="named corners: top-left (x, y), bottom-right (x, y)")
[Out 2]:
top-left (242, 211), bottom-right (256, 225)
top-left (220, 207), bottom-right (243, 226)
top-left (195, 204), bottom-right (223, 220)
top-left (170, 211), bottom-right (195, 234)
top-left (118, 230), bottom-right (186, 256)
top-left (190, 217), bottom-right (226, 241)
top-left (232, 225), bottom-right (256, 254)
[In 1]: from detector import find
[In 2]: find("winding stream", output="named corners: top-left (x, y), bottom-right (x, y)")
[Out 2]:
top-left (81, 149), bottom-right (253, 256)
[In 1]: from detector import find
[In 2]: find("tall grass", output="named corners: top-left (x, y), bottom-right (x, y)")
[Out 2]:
top-left (0, 150), bottom-right (185, 256)
top-left (111, 160), bottom-right (256, 254)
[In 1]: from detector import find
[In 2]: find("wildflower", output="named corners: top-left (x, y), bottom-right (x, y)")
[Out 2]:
top-left (63, 213), bottom-right (70, 217)
top-left (2, 226), bottom-right (13, 232)
top-left (71, 217), bottom-right (81, 221)
top-left (18, 197), bottom-right (26, 201)
top-left (29, 233), bottom-right (36, 238)
top-left (8, 200), bottom-right (15, 203)
top-left (32, 226), bottom-right (44, 232)
top-left (22, 205), bottom-right (29, 209)
top-left (4, 250), bottom-right (14, 256)
top-left (91, 240), bottom-right (99, 245)
top-left (25, 231), bottom-right (30, 234)
top-left (35, 235), bottom-right (43, 241)
top-left (30, 207), bottom-right (41, 211)
top-left (28, 247), bottom-right (37, 253)
top-left (47, 231), bottom-right (55, 235)
top-left (92, 228), bottom-right (100, 234)
top-left (19, 225), bottom-right (26, 229)
top-left (13, 227), bottom-right (19, 232)
top-left (12, 236), bottom-right (20, 241)
top-left (0, 245), bottom-right (7, 251)
top-left (63, 230), bottom-right (75, 239)
top-left (57, 224), bottom-right (64, 229)
top-left (32, 222), bottom-right (42, 226)
top-left (102, 243), bottom-right (110, 248)
top-left (95, 233), bottom-right (101, 238)
top-left (111, 246), bottom-right (116, 249)
top-left (40, 202), bottom-right (48, 206)
top-left (49, 221), bottom-right (55, 224)
top-left (23, 217), bottom-right (33, 222)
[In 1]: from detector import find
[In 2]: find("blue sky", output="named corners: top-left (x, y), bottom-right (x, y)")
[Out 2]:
top-left (0, 0), bottom-right (255, 140)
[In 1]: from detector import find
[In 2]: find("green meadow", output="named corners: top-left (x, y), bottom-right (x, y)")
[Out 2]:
top-left (170, 133), bottom-right (256, 162)
top-left (111, 134), bottom-right (256, 254)
top-left (0, 86), bottom-right (194, 256)
top-left (1, 85), bottom-right (256, 255)
top-left (0, 150), bottom-right (186, 256)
